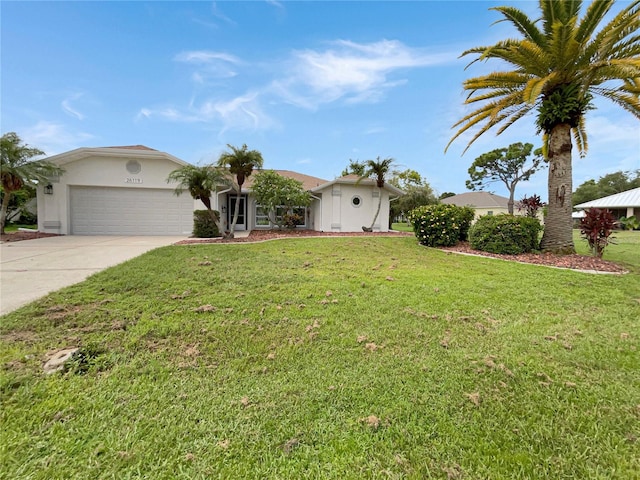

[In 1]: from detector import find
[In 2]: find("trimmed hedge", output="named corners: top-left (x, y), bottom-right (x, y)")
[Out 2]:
top-left (193, 210), bottom-right (220, 238)
top-left (469, 214), bottom-right (542, 254)
top-left (408, 204), bottom-right (475, 247)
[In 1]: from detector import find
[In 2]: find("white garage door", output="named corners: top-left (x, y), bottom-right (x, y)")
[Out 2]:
top-left (70, 186), bottom-right (193, 235)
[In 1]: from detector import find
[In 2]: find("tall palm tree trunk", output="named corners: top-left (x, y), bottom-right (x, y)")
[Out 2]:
top-left (369, 190), bottom-right (383, 230)
top-left (540, 124), bottom-right (575, 253)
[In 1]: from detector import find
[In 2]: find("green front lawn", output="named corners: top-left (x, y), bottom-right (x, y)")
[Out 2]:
top-left (1, 236), bottom-right (638, 479)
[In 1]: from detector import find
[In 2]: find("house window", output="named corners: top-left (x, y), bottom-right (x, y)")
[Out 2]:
top-left (255, 205), bottom-right (270, 226)
top-left (351, 195), bottom-right (362, 208)
top-left (487, 211), bottom-right (493, 216)
top-left (255, 205), bottom-right (307, 228)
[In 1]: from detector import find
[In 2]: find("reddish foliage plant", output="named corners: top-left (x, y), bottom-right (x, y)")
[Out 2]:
top-left (517, 194), bottom-right (545, 218)
top-left (579, 208), bottom-right (617, 258)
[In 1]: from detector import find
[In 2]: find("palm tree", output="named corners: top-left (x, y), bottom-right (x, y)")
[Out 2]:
top-left (358, 156), bottom-right (396, 231)
top-left (167, 164), bottom-right (230, 236)
top-left (447, 0), bottom-right (640, 253)
top-left (1, 132), bottom-right (63, 234)
top-left (217, 144), bottom-right (264, 237)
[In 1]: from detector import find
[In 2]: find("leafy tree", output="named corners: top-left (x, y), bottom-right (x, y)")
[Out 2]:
top-left (466, 143), bottom-right (545, 214)
top-left (573, 170), bottom-right (640, 205)
top-left (167, 164), bottom-right (230, 236)
top-left (358, 156), bottom-right (396, 231)
top-left (217, 144), bottom-right (264, 237)
top-left (1, 132), bottom-right (63, 234)
top-left (447, 0), bottom-right (640, 253)
top-left (439, 192), bottom-right (456, 200)
top-left (251, 170), bottom-right (311, 229)
top-left (341, 159), bottom-right (367, 177)
top-left (388, 169), bottom-right (437, 221)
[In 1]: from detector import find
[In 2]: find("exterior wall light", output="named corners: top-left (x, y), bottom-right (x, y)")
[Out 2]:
top-left (44, 184), bottom-right (54, 195)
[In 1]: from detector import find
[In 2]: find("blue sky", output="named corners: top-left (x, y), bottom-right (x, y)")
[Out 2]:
top-left (2, 1), bottom-right (638, 198)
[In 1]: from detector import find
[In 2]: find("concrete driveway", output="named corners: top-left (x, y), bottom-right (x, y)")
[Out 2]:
top-left (0, 236), bottom-right (187, 316)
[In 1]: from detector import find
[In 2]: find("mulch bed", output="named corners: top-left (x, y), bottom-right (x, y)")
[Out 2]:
top-left (3, 230), bottom-right (626, 274)
top-left (0, 231), bottom-right (61, 242)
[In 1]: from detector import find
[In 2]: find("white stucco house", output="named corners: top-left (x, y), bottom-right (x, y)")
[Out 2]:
top-left (37, 146), bottom-right (403, 235)
top-left (440, 191), bottom-right (512, 220)
top-left (573, 187), bottom-right (640, 220)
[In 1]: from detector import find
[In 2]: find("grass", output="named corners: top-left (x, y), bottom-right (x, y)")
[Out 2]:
top-left (2, 223), bottom-right (37, 232)
top-left (1, 234), bottom-right (639, 479)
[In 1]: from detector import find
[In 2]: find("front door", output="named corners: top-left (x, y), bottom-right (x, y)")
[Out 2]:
top-left (228, 195), bottom-right (247, 231)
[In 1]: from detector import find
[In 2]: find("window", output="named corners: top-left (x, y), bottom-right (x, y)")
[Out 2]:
top-left (255, 205), bottom-right (307, 228)
top-left (351, 195), bottom-right (362, 208)
top-left (487, 211), bottom-right (494, 216)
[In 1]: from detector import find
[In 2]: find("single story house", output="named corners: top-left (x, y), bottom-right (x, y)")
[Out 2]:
top-left (440, 191), bottom-right (511, 220)
top-left (573, 187), bottom-right (640, 220)
top-left (37, 145), bottom-right (403, 235)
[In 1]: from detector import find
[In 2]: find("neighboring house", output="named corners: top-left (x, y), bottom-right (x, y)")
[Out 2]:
top-left (217, 172), bottom-right (404, 233)
top-left (37, 146), bottom-right (403, 235)
top-left (441, 191), bottom-right (511, 220)
top-left (573, 187), bottom-right (640, 220)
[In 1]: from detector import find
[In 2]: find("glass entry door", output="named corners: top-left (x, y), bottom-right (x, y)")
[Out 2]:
top-left (228, 195), bottom-right (247, 231)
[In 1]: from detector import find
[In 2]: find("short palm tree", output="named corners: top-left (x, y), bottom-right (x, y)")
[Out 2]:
top-left (167, 164), bottom-right (230, 236)
top-left (447, 0), bottom-right (640, 253)
top-left (217, 144), bottom-right (264, 237)
top-left (359, 156), bottom-right (396, 231)
top-left (1, 132), bottom-right (62, 234)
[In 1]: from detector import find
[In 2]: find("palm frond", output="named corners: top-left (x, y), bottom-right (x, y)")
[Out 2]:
top-left (575, 0), bottom-right (614, 44)
top-left (490, 6), bottom-right (546, 46)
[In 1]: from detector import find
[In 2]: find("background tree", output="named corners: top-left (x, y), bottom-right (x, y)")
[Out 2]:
top-left (447, 0), bottom-right (640, 253)
top-left (217, 144), bottom-right (264, 237)
top-left (341, 159), bottom-right (367, 177)
top-left (439, 192), bottom-right (456, 200)
top-left (167, 164), bottom-right (230, 236)
top-left (573, 170), bottom-right (640, 205)
top-left (358, 156), bottom-right (396, 232)
top-left (466, 142), bottom-right (545, 214)
top-left (251, 170), bottom-right (311, 229)
top-left (388, 169), bottom-right (437, 222)
top-left (1, 132), bottom-right (62, 234)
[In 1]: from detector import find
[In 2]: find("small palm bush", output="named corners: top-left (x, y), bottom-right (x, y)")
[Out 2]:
top-left (408, 204), bottom-right (475, 247)
top-left (469, 214), bottom-right (542, 254)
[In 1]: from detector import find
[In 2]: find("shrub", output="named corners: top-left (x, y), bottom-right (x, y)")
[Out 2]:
top-left (618, 215), bottom-right (639, 231)
top-left (516, 194), bottom-right (545, 218)
top-left (408, 204), bottom-right (475, 247)
top-left (193, 210), bottom-right (220, 238)
top-left (580, 208), bottom-right (616, 258)
top-left (469, 214), bottom-right (542, 254)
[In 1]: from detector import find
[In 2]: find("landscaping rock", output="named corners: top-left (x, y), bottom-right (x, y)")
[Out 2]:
top-left (43, 348), bottom-right (78, 374)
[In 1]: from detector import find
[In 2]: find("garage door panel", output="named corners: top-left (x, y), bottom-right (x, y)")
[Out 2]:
top-left (70, 186), bottom-right (193, 235)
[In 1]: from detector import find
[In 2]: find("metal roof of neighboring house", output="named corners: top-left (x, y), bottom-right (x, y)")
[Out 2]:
top-left (441, 191), bottom-right (510, 209)
top-left (574, 187), bottom-right (640, 209)
top-left (242, 170), bottom-right (329, 191)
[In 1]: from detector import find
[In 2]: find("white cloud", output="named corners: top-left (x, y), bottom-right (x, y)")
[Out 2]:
top-left (22, 121), bottom-right (94, 156)
top-left (174, 50), bottom-right (241, 65)
top-left (274, 39), bottom-right (457, 109)
top-left (61, 93), bottom-right (85, 120)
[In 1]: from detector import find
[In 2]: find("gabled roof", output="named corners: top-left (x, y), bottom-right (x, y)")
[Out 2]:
top-left (44, 146), bottom-right (188, 167)
top-left (441, 191), bottom-right (509, 209)
top-left (310, 174), bottom-right (404, 196)
top-left (574, 187), bottom-right (640, 209)
top-left (242, 170), bottom-right (328, 191)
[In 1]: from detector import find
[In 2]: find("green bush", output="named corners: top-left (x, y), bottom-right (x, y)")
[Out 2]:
top-left (408, 204), bottom-right (475, 247)
top-left (193, 210), bottom-right (220, 238)
top-left (469, 214), bottom-right (542, 254)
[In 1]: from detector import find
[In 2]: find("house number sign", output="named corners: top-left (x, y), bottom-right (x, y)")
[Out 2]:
top-left (125, 178), bottom-right (143, 184)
